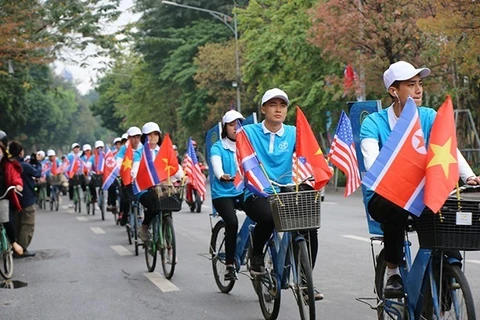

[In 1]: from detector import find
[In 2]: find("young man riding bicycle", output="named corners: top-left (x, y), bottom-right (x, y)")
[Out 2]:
top-left (360, 61), bottom-right (480, 299)
top-left (241, 88), bottom-right (324, 301)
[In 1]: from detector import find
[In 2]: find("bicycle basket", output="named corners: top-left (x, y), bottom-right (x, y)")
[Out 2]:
top-left (90, 174), bottom-right (103, 188)
top-left (414, 199), bottom-right (480, 251)
top-left (268, 190), bottom-right (321, 232)
top-left (47, 174), bottom-right (63, 186)
top-left (152, 184), bottom-right (184, 212)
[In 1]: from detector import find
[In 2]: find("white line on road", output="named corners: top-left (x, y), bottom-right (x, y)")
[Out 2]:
top-left (90, 227), bottom-right (105, 234)
top-left (466, 260), bottom-right (480, 265)
top-left (144, 272), bottom-right (180, 292)
top-left (110, 245), bottom-right (132, 256)
top-left (342, 235), bottom-right (372, 243)
top-left (322, 201), bottom-right (337, 205)
top-left (76, 217), bottom-right (88, 221)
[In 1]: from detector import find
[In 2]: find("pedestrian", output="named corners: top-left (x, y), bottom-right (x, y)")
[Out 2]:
top-left (9, 141), bottom-right (42, 257)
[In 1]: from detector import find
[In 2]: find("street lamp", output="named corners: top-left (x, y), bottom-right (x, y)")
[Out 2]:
top-left (161, 0), bottom-right (242, 113)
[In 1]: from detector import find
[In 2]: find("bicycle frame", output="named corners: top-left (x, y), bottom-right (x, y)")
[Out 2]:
top-left (233, 215), bottom-right (255, 270)
top-left (381, 236), bottom-right (462, 319)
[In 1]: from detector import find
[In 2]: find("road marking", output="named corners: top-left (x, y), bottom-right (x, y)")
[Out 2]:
top-left (466, 260), bottom-right (480, 265)
top-left (111, 245), bottom-right (132, 256)
top-left (144, 272), bottom-right (180, 292)
top-left (76, 217), bottom-right (88, 221)
top-left (342, 235), bottom-right (372, 243)
top-left (90, 227), bottom-right (105, 234)
top-left (322, 201), bottom-right (337, 205)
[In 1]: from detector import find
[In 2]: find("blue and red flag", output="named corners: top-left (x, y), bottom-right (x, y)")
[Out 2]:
top-left (134, 137), bottom-right (160, 194)
top-left (362, 97), bottom-right (427, 216)
top-left (184, 137), bottom-right (206, 196)
top-left (94, 148), bottom-right (105, 175)
top-left (235, 121), bottom-right (270, 197)
top-left (102, 146), bottom-right (119, 190)
top-left (66, 156), bottom-right (80, 179)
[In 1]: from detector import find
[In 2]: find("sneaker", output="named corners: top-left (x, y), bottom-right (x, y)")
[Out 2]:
top-left (384, 274), bottom-right (404, 299)
top-left (138, 225), bottom-right (149, 242)
top-left (120, 213), bottom-right (129, 226)
top-left (250, 254), bottom-right (265, 275)
top-left (302, 287), bottom-right (324, 301)
top-left (225, 266), bottom-right (238, 281)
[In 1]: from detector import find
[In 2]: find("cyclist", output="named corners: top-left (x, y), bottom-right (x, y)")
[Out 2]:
top-left (241, 88), bottom-right (324, 300)
top-left (45, 149), bottom-right (62, 201)
top-left (210, 110), bottom-right (245, 280)
top-left (116, 127), bottom-right (143, 226)
top-left (360, 61), bottom-right (480, 298)
top-left (172, 145), bottom-right (182, 166)
top-left (121, 133), bottom-right (128, 145)
top-left (87, 141), bottom-right (106, 204)
top-left (0, 139), bottom-right (24, 256)
top-left (67, 143), bottom-right (84, 201)
top-left (107, 137), bottom-right (122, 213)
top-left (136, 122), bottom-right (184, 241)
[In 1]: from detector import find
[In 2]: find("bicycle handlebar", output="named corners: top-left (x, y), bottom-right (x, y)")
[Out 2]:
top-left (448, 185), bottom-right (480, 196)
top-left (0, 186), bottom-right (22, 200)
top-left (269, 176), bottom-right (314, 188)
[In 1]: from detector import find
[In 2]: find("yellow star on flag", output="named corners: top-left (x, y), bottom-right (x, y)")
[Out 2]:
top-left (162, 158), bottom-right (176, 174)
top-left (314, 148), bottom-right (323, 156)
top-left (426, 137), bottom-right (457, 178)
top-left (122, 157), bottom-right (132, 170)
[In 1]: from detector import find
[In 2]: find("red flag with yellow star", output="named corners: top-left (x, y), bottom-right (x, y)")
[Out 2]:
top-left (424, 95), bottom-right (459, 213)
top-left (296, 106), bottom-right (332, 190)
top-left (120, 141), bottom-right (133, 185)
top-left (155, 134), bottom-right (179, 182)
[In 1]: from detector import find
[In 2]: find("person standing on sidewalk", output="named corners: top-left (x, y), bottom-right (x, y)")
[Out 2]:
top-left (9, 141), bottom-right (42, 257)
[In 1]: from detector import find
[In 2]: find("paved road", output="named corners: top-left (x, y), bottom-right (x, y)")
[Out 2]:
top-left (1, 188), bottom-right (480, 319)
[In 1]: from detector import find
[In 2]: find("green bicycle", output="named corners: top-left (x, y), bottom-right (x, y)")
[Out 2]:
top-left (72, 183), bottom-right (82, 213)
top-left (36, 182), bottom-right (47, 210)
top-left (144, 184), bottom-right (184, 279)
top-left (0, 186), bottom-right (18, 279)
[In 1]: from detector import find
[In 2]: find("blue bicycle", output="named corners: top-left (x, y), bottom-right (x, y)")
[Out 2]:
top-left (369, 186), bottom-right (479, 319)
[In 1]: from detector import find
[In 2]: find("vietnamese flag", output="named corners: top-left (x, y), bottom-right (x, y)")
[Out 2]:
top-left (296, 106), bottom-right (332, 190)
top-left (155, 134), bottom-right (179, 182)
top-left (424, 95), bottom-right (459, 213)
top-left (120, 141), bottom-right (133, 185)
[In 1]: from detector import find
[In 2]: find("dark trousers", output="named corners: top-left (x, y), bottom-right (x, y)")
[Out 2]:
top-left (88, 184), bottom-right (97, 202)
top-left (212, 195), bottom-right (244, 265)
top-left (107, 180), bottom-right (117, 206)
top-left (140, 190), bottom-right (160, 226)
top-left (119, 184), bottom-right (133, 216)
top-left (368, 193), bottom-right (409, 265)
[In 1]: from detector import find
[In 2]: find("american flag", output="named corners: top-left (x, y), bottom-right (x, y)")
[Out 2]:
top-left (184, 138), bottom-right (206, 197)
top-left (328, 111), bottom-right (361, 197)
top-left (292, 153), bottom-right (314, 188)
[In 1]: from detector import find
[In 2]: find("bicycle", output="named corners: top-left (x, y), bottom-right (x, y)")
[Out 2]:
top-left (185, 182), bottom-right (202, 213)
top-left (361, 185), bottom-right (479, 320)
top-left (71, 175), bottom-right (82, 213)
top-left (90, 174), bottom-right (105, 220)
top-left (0, 186), bottom-right (21, 279)
top-left (84, 180), bottom-right (92, 215)
top-left (144, 184), bottom-right (183, 279)
top-left (36, 181), bottom-right (47, 210)
top-left (48, 174), bottom-right (62, 212)
top-left (126, 200), bottom-right (143, 256)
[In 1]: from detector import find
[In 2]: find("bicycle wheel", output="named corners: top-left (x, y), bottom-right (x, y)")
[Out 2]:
top-left (210, 221), bottom-right (235, 293)
top-left (134, 205), bottom-right (139, 256)
top-left (257, 244), bottom-right (281, 320)
top-left (194, 190), bottom-right (201, 213)
top-left (160, 215), bottom-right (176, 280)
top-left (375, 249), bottom-right (406, 320)
top-left (50, 195), bottom-right (54, 211)
top-left (99, 189), bottom-right (105, 221)
top-left (144, 216), bottom-right (158, 272)
top-left (294, 240), bottom-right (315, 320)
top-left (77, 187), bottom-right (82, 213)
top-left (85, 192), bottom-right (90, 215)
top-left (0, 230), bottom-right (13, 279)
top-left (423, 263), bottom-right (476, 320)
top-left (126, 225), bottom-right (133, 245)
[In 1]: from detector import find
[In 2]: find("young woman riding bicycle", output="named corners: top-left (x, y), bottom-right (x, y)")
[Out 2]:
top-left (210, 110), bottom-right (246, 281)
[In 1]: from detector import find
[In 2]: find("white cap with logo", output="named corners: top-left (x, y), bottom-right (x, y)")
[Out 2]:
top-left (383, 61), bottom-right (430, 90)
top-left (261, 88), bottom-right (289, 106)
top-left (222, 110), bottom-right (245, 125)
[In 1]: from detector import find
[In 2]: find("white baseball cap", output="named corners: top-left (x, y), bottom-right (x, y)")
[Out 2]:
top-left (383, 61), bottom-right (430, 90)
top-left (261, 88), bottom-right (289, 106)
top-left (172, 144), bottom-right (178, 150)
top-left (113, 137), bottom-right (122, 144)
top-left (222, 110), bottom-right (245, 125)
top-left (37, 150), bottom-right (45, 158)
top-left (121, 133), bottom-right (128, 141)
top-left (82, 144), bottom-right (92, 151)
top-left (94, 140), bottom-right (105, 149)
top-left (127, 126), bottom-right (142, 137)
top-left (71, 143), bottom-right (80, 149)
top-left (142, 122), bottom-right (161, 135)
top-left (47, 149), bottom-right (56, 157)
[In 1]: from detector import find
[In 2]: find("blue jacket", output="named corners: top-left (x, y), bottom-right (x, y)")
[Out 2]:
top-left (15, 157), bottom-right (42, 208)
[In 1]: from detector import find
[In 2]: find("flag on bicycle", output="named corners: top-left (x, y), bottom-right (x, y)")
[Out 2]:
top-left (292, 153), bottom-right (314, 188)
top-left (102, 146), bottom-right (119, 190)
top-left (424, 96), bottom-right (459, 213)
top-left (362, 97), bottom-right (426, 216)
top-left (134, 137), bottom-right (160, 194)
top-left (51, 158), bottom-right (58, 175)
top-left (155, 134), bottom-right (179, 182)
top-left (119, 141), bottom-right (133, 185)
top-left (94, 148), bottom-right (105, 175)
top-left (184, 137), bottom-right (206, 196)
top-left (66, 156), bottom-right (80, 179)
top-left (236, 121), bottom-right (270, 197)
top-left (41, 162), bottom-right (51, 177)
top-left (296, 106), bottom-right (332, 190)
top-left (328, 111), bottom-right (361, 197)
